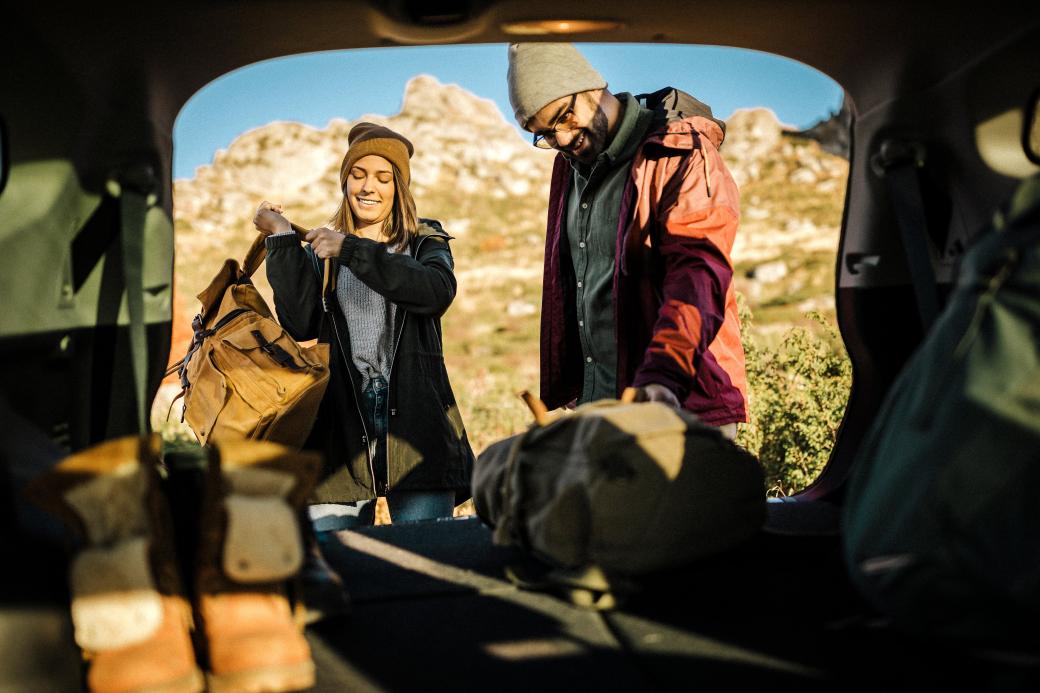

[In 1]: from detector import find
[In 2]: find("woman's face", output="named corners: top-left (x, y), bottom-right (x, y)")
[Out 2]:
top-left (346, 154), bottom-right (395, 228)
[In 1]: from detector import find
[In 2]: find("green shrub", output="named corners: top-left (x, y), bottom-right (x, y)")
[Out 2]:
top-left (735, 295), bottom-right (852, 497)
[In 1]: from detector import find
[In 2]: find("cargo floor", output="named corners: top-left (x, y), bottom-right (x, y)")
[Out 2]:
top-left (307, 509), bottom-right (1039, 691)
top-left (4, 506), bottom-right (1036, 691)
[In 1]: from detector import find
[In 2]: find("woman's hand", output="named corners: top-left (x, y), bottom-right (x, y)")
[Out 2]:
top-left (253, 200), bottom-right (291, 236)
top-left (306, 227), bottom-right (346, 260)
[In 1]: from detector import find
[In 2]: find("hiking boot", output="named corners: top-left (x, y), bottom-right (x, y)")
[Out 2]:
top-left (25, 435), bottom-right (204, 693)
top-left (194, 438), bottom-right (321, 693)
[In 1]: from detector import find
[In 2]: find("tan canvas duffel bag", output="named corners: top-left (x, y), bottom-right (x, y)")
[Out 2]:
top-left (168, 226), bottom-right (330, 448)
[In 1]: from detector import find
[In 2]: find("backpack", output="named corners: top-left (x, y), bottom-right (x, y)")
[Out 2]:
top-left (473, 392), bottom-right (765, 603)
top-left (636, 86), bottom-right (728, 145)
top-left (170, 230), bottom-right (330, 449)
top-left (842, 175), bottom-right (1040, 643)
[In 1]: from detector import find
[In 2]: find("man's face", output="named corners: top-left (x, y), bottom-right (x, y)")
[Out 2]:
top-left (526, 90), bottom-right (609, 164)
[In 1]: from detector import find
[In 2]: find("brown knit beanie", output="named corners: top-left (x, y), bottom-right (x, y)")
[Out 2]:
top-left (339, 122), bottom-right (414, 188)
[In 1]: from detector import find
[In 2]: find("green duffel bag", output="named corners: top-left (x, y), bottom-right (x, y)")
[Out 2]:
top-left (843, 175), bottom-right (1040, 642)
top-left (473, 396), bottom-right (765, 586)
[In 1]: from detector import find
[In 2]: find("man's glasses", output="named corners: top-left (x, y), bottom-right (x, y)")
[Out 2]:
top-left (531, 94), bottom-right (578, 149)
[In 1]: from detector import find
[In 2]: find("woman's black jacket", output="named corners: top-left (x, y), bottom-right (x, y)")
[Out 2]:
top-left (265, 220), bottom-right (474, 503)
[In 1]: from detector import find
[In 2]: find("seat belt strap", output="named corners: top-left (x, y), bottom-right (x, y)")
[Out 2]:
top-left (107, 164), bottom-right (158, 435)
top-left (871, 139), bottom-right (942, 331)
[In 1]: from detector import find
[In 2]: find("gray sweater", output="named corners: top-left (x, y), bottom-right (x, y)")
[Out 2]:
top-left (337, 244), bottom-right (410, 390)
top-left (271, 229), bottom-right (407, 390)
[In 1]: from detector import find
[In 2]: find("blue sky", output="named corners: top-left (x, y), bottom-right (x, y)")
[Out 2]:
top-left (173, 43), bottom-right (844, 181)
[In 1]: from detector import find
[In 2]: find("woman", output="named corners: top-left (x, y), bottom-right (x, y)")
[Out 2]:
top-left (254, 122), bottom-right (474, 530)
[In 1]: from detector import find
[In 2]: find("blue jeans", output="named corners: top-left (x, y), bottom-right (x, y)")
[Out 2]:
top-left (364, 375), bottom-right (389, 440)
top-left (364, 375), bottom-right (390, 495)
top-left (309, 374), bottom-right (455, 530)
top-left (309, 491), bottom-right (456, 530)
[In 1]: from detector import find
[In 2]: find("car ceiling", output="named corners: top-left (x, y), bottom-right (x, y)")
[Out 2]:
top-left (8, 2), bottom-right (1039, 127)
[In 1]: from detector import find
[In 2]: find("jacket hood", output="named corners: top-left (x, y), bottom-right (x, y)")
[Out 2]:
top-left (644, 115), bottom-right (726, 153)
top-left (415, 218), bottom-right (451, 241)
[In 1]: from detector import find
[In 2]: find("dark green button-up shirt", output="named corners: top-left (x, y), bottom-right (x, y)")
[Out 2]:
top-left (566, 93), bottom-right (654, 404)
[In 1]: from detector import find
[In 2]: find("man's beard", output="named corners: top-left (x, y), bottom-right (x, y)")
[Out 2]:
top-left (562, 106), bottom-right (609, 164)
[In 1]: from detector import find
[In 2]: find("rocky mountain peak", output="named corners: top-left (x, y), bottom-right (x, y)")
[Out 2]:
top-left (398, 74), bottom-right (508, 130)
top-left (723, 108), bottom-right (785, 162)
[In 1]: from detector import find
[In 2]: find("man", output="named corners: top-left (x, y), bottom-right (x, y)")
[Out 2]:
top-left (507, 43), bottom-right (747, 438)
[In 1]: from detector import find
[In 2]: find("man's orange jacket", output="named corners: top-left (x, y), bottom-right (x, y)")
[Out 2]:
top-left (540, 114), bottom-right (748, 426)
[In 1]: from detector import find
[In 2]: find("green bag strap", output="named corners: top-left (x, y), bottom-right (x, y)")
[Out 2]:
top-left (106, 164), bottom-right (158, 435)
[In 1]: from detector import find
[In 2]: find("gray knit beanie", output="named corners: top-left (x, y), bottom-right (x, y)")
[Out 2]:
top-left (507, 43), bottom-right (607, 127)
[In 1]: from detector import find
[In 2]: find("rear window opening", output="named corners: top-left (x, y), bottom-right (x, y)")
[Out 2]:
top-left (157, 43), bottom-right (851, 511)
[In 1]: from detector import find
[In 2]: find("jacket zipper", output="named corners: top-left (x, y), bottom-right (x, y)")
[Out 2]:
top-left (383, 233), bottom-right (434, 494)
top-left (322, 265), bottom-right (378, 495)
top-left (383, 313), bottom-right (407, 495)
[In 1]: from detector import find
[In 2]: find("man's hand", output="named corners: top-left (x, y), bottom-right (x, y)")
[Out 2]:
top-left (306, 227), bottom-right (346, 260)
top-left (253, 200), bottom-right (291, 236)
top-left (636, 383), bottom-right (681, 409)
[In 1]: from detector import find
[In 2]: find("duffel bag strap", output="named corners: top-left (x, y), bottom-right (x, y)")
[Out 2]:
top-left (519, 391), bottom-right (550, 426)
top-left (241, 222), bottom-right (310, 279)
top-left (241, 220), bottom-right (335, 310)
top-left (519, 388), bottom-right (638, 423)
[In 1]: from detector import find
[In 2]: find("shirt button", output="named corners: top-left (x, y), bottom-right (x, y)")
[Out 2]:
top-left (579, 241), bottom-right (586, 249)
top-left (586, 356), bottom-right (593, 363)
top-left (577, 281), bottom-right (583, 288)
top-left (581, 202), bottom-right (588, 209)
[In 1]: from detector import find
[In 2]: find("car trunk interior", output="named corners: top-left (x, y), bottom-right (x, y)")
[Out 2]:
top-left (2, 2), bottom-right (1039, 688)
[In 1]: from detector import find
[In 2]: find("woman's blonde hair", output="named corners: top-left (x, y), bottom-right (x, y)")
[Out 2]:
top-left (330, 162), bottom-right (418, 251)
